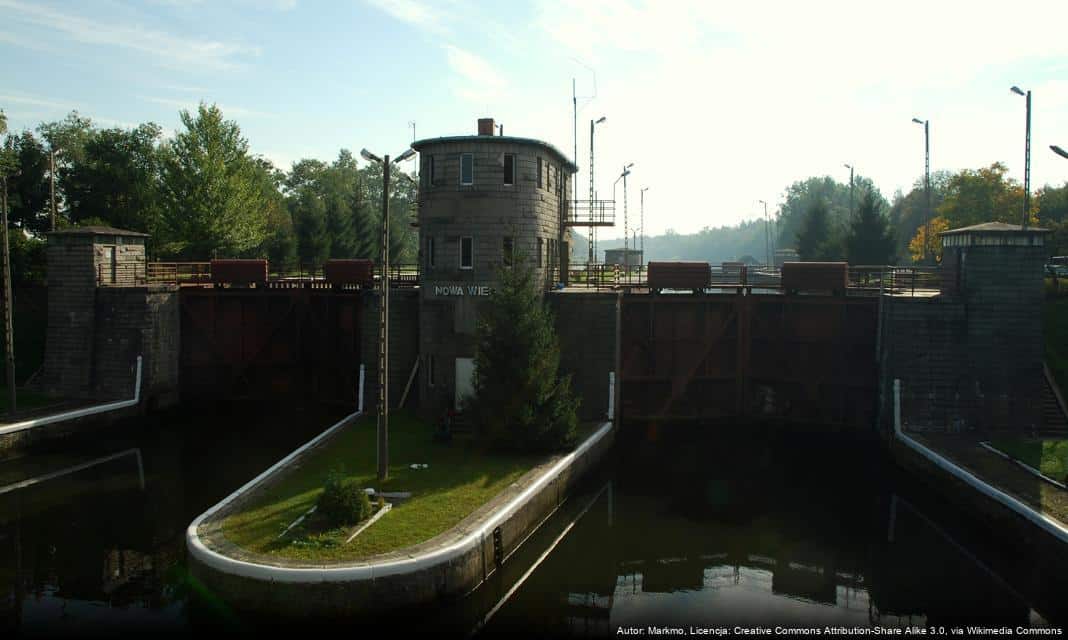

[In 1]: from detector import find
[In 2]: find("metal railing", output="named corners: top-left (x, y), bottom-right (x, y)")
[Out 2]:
top-left (142, 261), bottom-right (421, 289)
top-left (561, 262), bottom-right (942, 296)
top-left (567, 199), bottom-right (616, 226)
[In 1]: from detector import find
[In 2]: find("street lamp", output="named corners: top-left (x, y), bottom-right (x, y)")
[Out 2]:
top-left (1011, 86), bottom-right (1032, 228)
top-left (613, 164), bottom-right (633, 275)
top-left (912, 117), bottom-right (931, 262)
top-left (1, 171), bottom-right (16, 415)
top-left (1053, 145), bottom-right (1068, 160)
top-left (759, 199), bottom-right (770, 267)
top-left (589, 116), bottom-right (606, 265)
top-left (640, 187), bottom-right (649, 267)
top-left (843, 163), bottom-right (854, 222)
top-left (361, 145), bottom-right (416, 482)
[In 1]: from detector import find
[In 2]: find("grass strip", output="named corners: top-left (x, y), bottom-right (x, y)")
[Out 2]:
top-left (219, 410), bottom-right (558, 562)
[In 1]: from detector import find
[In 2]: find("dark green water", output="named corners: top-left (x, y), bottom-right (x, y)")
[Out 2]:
top-left (1, 416), bottom-right (1063, 637)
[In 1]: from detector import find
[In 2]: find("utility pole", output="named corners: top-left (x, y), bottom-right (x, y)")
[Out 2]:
top-left (759, 199), bottom-right (770, 267)
top-left (2, 175), bottom-right (15, 415)
top-left (589, 117), bottom-right (605, 266)
top-left (640, 187), bottom-right (648, 266)
top-left (379, 154), bottom-right (390, 481)
top-left (49, 146), bottom-right (59, 232)
top-left (622, 165), bottom-right (629, 282)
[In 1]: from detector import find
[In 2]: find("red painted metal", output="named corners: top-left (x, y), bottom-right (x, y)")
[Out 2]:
top-left (781, 262), bottom-right (848, 293)
top-left (647, 261), bottom-right (711, 291)
top-left (210, 259), bottom-right (268, 285)
top-left (179, 288), bottom-right (364, 405)
top-left (324, 259), bottom-right (375, 287)
top-left (620, 293), bottom-right (878, 427)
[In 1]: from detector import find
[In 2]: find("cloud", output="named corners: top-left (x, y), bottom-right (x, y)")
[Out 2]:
top-left (140, 96), bottom-right (274, 119)
top-left (364, 0), bottom-right (448, 35)
top-left (444, 45), bottom-right (507, 104)
top-left (526, 0), bottom-right (1068, 235)
top-left (0, 0), bottom-right (260, 71)
top-left (0, 93), bottom-right (75, 111)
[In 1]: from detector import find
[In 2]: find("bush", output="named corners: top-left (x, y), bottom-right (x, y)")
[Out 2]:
top-left (316, 469), bottom-right (371, 527)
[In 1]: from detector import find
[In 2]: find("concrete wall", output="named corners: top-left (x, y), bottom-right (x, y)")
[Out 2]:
top-left (550, 291), bottom-right (620, 422)
top-left (93, 286), bottom-right (179, 407)
top-left (360, 288), bottom-right (420, 410)
top-left (35, 239), bottom-right (97, 398)
top-left (880, 242), bottom-right (1047, 434)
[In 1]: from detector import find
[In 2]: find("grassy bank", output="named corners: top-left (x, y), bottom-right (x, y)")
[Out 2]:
top-left (989, 438), bottom-right (1068, 482)
top-left (218, 411), bottom-right (569, 562)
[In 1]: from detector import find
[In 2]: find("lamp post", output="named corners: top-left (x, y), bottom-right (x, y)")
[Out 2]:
top-left (843, 163), bottom-right (854, 222)
top-left (1053, 145), bottom-right (1068, 160)
top-left (613, 164), bottom-right (632, 274)
top-left (912, 117), bottom-right (930, 262)
top-left (361, 145), bottom-right (416, 482)
top-left (589, 116), bottom-right (606, 265)
top-left (759, 199), bottom-right (770, 267)
top-left (49, 146), bottom-right (62, 232)
top-left (1011, 86), bottom-right (1032, 228)
top-left (2, 173), bottom-right (15, 415)
top-left (640, 187), bottom-right (648, 267)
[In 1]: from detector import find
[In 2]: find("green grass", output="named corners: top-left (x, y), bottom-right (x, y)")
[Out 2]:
top-left (1045, 297), bottom-right (1068, 400)
top-left (0, 387), bottom-right (55, 414)
top-left (219, 410), bottom-right (552, 562)
top-left (989, 438), bottom-right (1068, 481)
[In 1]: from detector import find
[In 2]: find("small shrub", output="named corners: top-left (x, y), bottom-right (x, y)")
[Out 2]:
top-left (377, 495), bottom-right (386, 511)
top-left (316, 469), bottom-right (371, 527)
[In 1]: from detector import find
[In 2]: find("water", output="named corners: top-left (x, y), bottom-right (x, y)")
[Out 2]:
top-left (1, 416), bottom-right (1062, 636)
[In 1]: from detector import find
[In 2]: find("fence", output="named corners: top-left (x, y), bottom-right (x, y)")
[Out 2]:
top-left (562, 262), bottom-right (941, 297)
top-left (140, 261), bottom-right (420, 289)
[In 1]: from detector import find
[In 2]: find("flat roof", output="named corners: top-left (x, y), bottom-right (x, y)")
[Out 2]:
top-left (48, 226), bottom-right (149, 237)
top-left (411, 135), bottom-right (578, 174)
top-left (941, 222), bottom-right (1049, 235)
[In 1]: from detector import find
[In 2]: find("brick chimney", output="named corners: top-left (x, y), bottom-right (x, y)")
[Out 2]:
top-left (477, 118), bottom-right (495, 136)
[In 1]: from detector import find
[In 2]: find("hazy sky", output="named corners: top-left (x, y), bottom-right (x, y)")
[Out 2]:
top-left (2, 0), bottom-right (1067, 237)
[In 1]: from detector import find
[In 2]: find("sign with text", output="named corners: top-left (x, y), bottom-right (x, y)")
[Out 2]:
top-left (433, 284), bottom-right (492, 297)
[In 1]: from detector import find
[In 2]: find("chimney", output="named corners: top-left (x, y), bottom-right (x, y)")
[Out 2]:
top-left (477, 118), bottom-right (495, 136)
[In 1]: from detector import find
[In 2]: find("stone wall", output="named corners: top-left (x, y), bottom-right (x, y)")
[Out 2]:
top-left (550, 291), bottom-right (621, 422)
top-left (879, 243), bottom-right (1047, 434)
top-left (35, 240), bottom-right (97, 398)
top-left (92, 285), bottom-right (180, 406)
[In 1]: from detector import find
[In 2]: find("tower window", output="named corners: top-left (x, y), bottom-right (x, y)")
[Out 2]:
top-left (460, 153), bottom-right (473, 185)
top-left (426, 236), bottom-right (436, 269)
top-left (460, 236), bottom-right (473, 269)
top-left (503, 154), bottom-right (515, 185)
top-left (537, 157), bottom-right (543, 189)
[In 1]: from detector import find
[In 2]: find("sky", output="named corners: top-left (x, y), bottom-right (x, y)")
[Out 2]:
top-left (2, 0), bottom-right (1067, 238)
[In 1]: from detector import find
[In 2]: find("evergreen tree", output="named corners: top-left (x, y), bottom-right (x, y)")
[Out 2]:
top-left (291, 185), bottom-right (329, 267)
top-left (466, 257), bottom-right (579, 453)
top-left (845, 189), bottom-right (896, 265)
top-left (796, 201), bottom-right (839, 260)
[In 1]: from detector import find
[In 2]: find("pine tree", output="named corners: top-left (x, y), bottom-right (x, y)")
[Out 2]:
top-left (465, 257), bottom-right (580, 453)
top-left (796, 200), bottom-right (840, 261)
top-left (845, 190), bottom-right (896, 265)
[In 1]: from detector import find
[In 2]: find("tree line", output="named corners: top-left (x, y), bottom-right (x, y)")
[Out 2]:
top-left (0, 103), bottom-right (417, 284)
top-left (777, 164), bottom-right (1068, 264)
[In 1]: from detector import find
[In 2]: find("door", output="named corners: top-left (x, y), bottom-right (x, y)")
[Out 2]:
top-left (455, 357), bottom-right (475, 409)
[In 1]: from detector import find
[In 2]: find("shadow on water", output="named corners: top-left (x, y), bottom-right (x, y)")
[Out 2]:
top-left (1, 415), bottom-right (1063, 637)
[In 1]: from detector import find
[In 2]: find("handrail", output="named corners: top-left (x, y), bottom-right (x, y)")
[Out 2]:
top-left (0, 356), bottom-right (143, 437)
top-left (892, 378), bottom-right (1068, 546)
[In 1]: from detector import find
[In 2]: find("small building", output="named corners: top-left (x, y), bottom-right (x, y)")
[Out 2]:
top-left (412, 118), bottom-right (578, 413)
top-left (604, 247), bottom-right (643, 267)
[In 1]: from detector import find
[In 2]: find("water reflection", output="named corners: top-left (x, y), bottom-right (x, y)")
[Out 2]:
top-left (480, 428), bottom-right (1056, 635)
top-left (0, 418), bottom-right (1060, 636)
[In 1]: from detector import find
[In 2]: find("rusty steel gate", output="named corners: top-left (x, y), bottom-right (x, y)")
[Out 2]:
top-left (179, 288), bottom-right (364, 405)
top-left (620, 294), bottom-right (879, 428)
